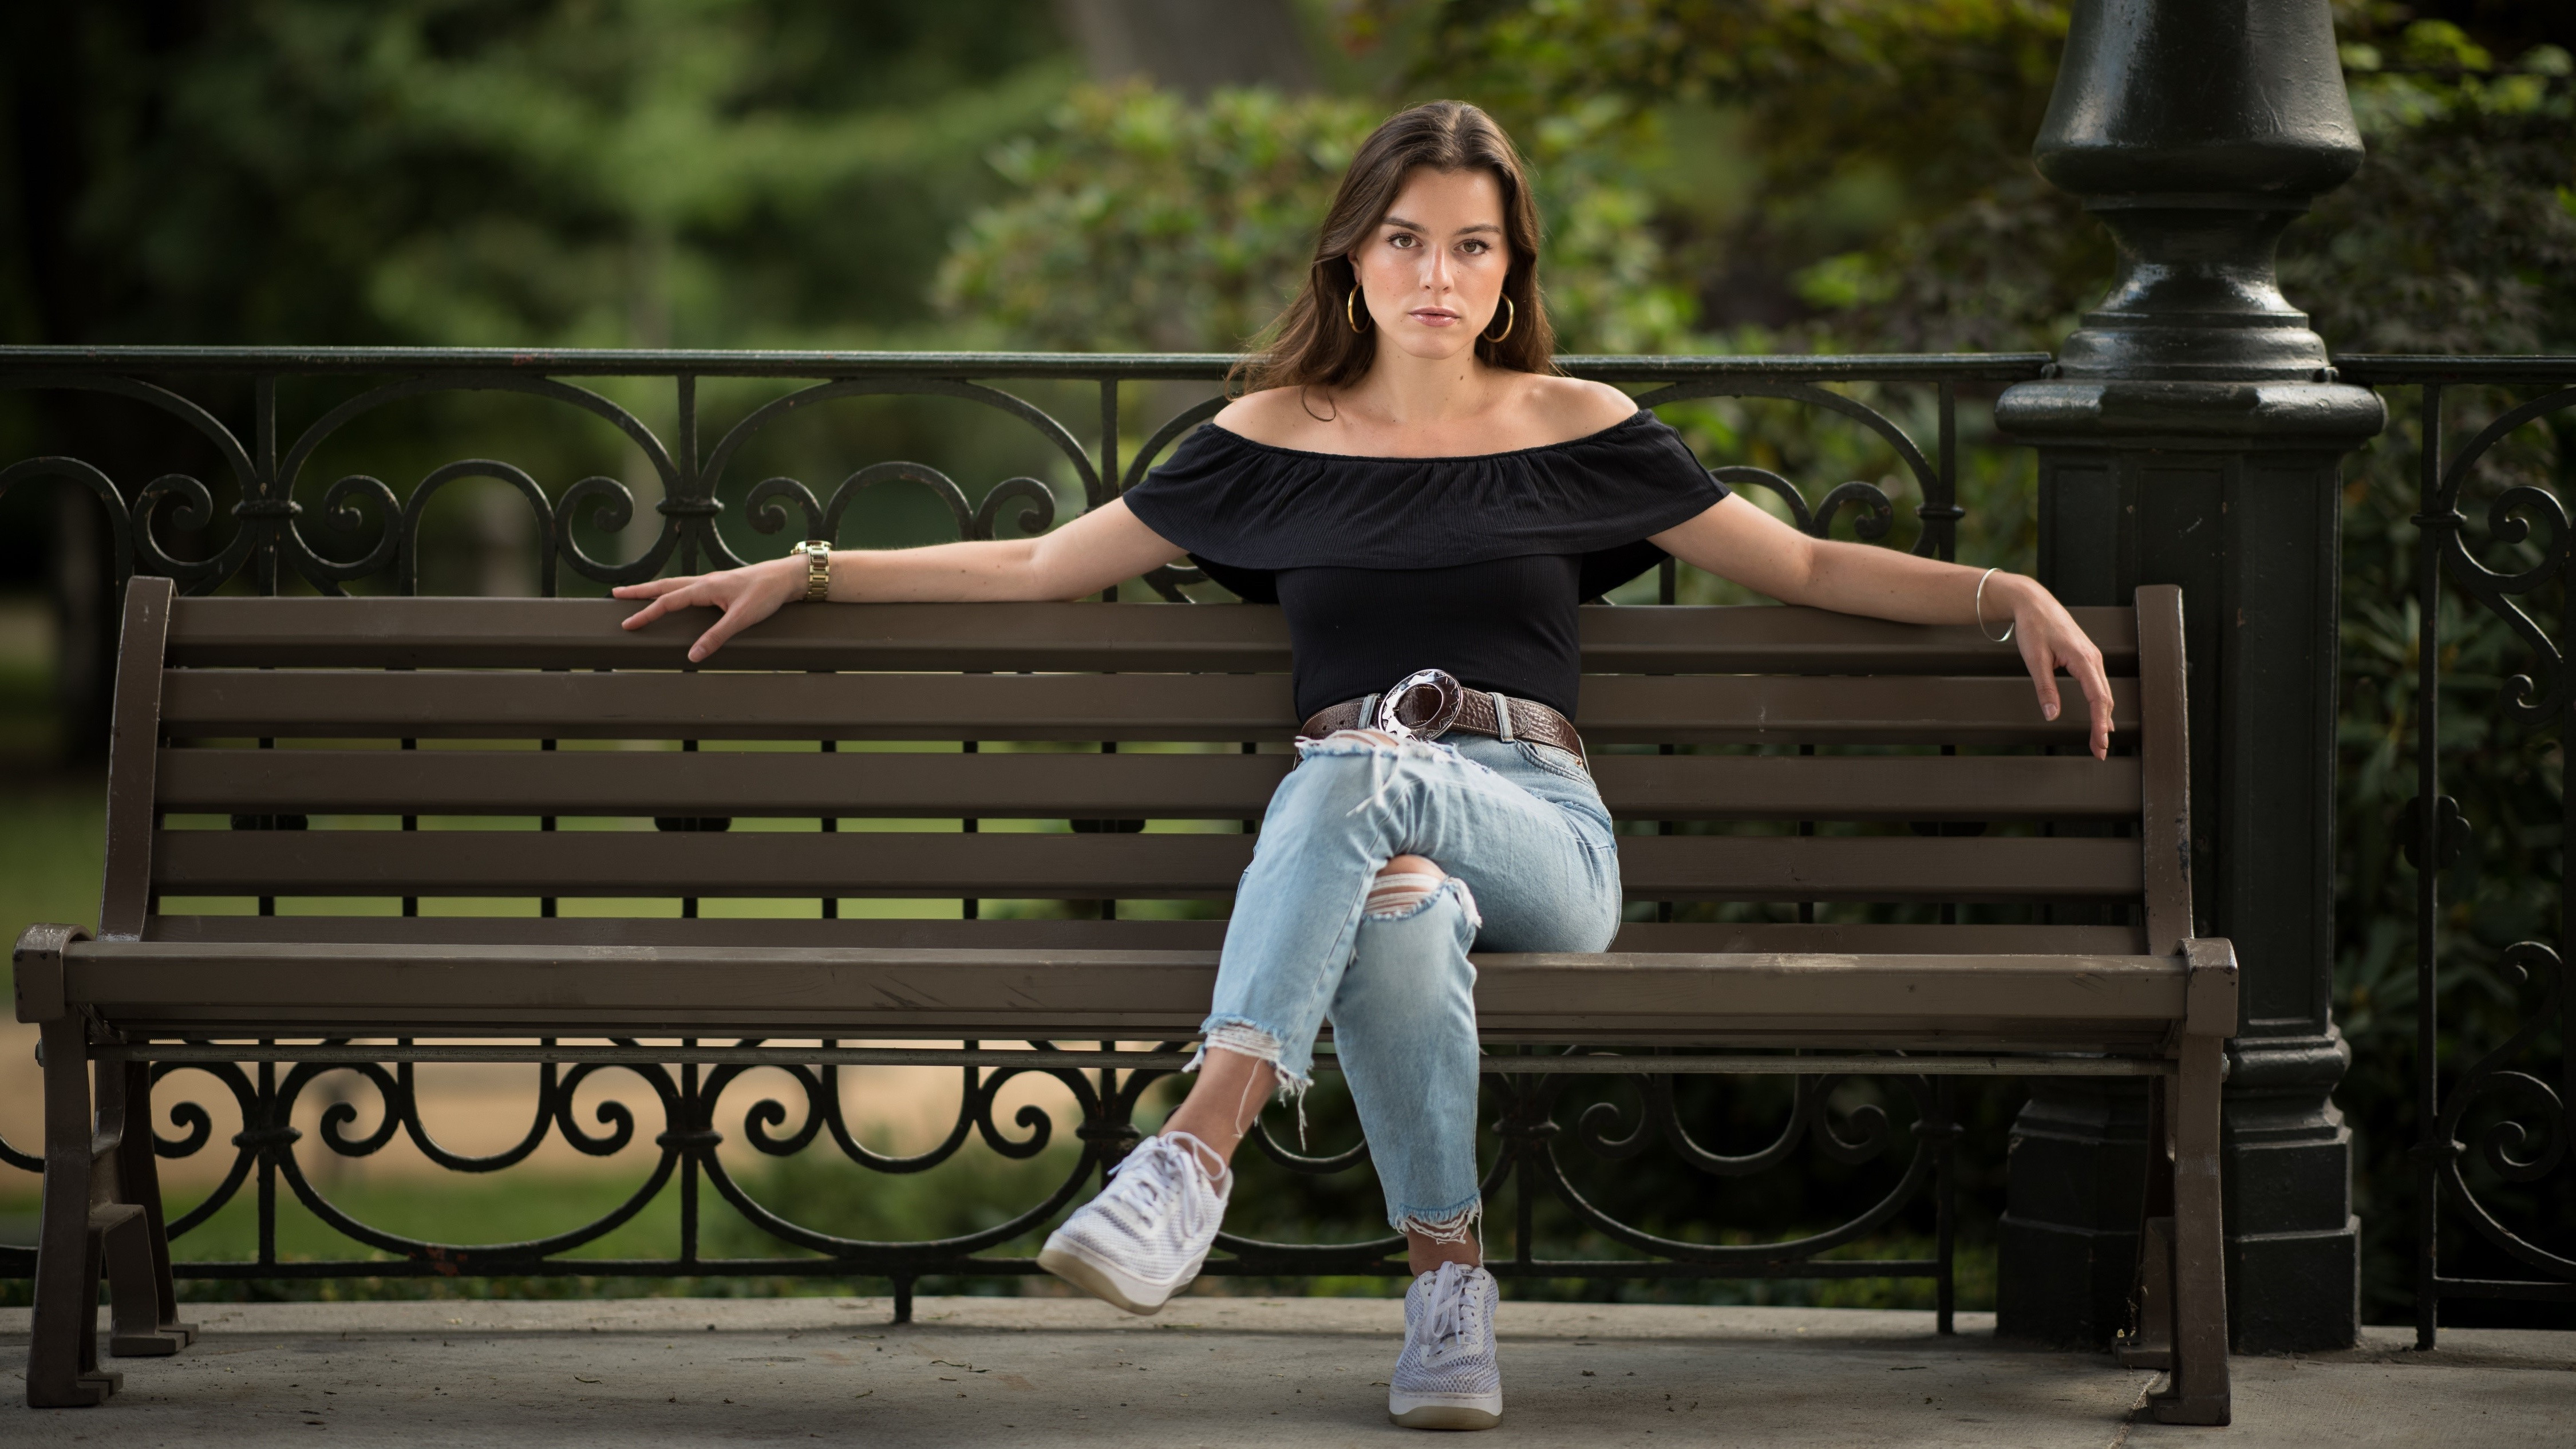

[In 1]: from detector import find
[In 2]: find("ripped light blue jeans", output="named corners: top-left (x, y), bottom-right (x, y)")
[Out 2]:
top-left (1191, 729), bottom-right (1624, 1242)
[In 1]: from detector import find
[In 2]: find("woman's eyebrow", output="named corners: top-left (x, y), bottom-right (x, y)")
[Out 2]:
top-left (1381, 215), bottom-right (1502, 237)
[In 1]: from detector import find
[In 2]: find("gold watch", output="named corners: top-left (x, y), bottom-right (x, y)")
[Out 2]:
top-left (791, 539), bottom-right (831, 602)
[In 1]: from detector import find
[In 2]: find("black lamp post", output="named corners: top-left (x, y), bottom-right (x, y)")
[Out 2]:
top-left (1996, 0), bottom-right (2384, 1352)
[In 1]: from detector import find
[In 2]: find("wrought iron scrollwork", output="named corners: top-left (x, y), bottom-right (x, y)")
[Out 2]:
top-left (2428, 943), bottom-right (2575, 1282)
top-left (1527, 1065), bottom-right (1938, 1265)
top-left (2425, 385), bottom-right (2576, 725)
top-left (1632, 377), bottom-right (1956, 557)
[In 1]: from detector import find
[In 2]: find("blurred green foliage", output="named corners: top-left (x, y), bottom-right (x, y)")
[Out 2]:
top-left (937, 84), bottom-right (1692, 354)
top-left (2, 0), bottom-right (1072, 350)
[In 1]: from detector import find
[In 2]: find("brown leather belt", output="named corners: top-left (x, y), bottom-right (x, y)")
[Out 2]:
top-left (1298, 672), bottom-right (1586, 765)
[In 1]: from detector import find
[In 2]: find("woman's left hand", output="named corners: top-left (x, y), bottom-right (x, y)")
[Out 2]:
top-left (1647, 495), bottom-right (2119, 759)
top-left (1994, 574), bottom-right (2115, 760)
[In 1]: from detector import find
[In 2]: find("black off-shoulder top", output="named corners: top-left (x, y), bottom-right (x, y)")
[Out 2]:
top-left (1120, 409), bottom-right (1728, 721)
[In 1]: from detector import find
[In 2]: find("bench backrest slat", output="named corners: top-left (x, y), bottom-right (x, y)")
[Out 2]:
top-left (160, 597), bottom-right (2140, 675)
top-left (155, 747), bottom-right (2142, 823)
top-left (159, 669), bottom-right (2132, 746)
top-left (153, 828), bottom-right (2138, 905)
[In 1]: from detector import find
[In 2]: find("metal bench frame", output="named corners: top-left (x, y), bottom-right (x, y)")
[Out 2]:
top-left (17, 577), bottom-right (2235, 1422)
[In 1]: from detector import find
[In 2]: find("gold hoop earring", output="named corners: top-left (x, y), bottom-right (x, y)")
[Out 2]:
top-left (1483, 295), bottom-right (1515, 344)
top-left (1346, 287), bottom-right (1368, 334)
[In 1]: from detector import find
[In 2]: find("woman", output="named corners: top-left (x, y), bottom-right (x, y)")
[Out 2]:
top-left (617, 100), bottom-right (2112, 1431)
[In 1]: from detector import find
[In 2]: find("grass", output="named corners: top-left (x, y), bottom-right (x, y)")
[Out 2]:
top-left (0, 767), bottom-right (102, 1136)
top-left (0, 769), bottom-right (106, 985)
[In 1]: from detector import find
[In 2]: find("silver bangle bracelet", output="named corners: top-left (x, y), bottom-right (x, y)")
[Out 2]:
top-left (1974, 566), bottom-right (2014, 645)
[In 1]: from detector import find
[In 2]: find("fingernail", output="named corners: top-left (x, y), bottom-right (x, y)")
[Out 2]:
top-left (2044, 703), bottom-right (2059, 720)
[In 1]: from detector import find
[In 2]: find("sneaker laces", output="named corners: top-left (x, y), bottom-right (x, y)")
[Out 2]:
top-left (1103, 1132), bottom-right (1225, 1238)
top-left (1419, 1262), bottom-right (1484, 1360)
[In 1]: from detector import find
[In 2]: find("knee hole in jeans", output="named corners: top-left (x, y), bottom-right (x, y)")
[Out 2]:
top-left (1364, 854), bottom-right (1441, 918)
top-left (1362, 855), bottom-right (1480, 927)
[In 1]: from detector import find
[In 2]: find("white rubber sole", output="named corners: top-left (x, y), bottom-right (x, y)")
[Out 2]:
top-left (1036, 1236), bottom-right (1197, 1316)
top-left (1388, 1389), bottom-right (1503, 1431)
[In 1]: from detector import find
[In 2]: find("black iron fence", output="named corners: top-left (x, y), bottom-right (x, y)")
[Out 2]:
top-left (0, 347), bottom-right (2037, 595)
top-left (0, 346), bottom-right (2567, 1336)
top-left (2334, 356), bottom-right (2576, 1342)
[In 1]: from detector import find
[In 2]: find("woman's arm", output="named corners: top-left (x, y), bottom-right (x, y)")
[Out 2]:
top-left (613, 498), bottom-right (1187, 662)
top-left (1650, 494), bottom-right (2116, 760)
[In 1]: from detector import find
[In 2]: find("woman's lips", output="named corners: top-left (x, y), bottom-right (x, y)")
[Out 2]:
top-left (1409, 309), bottom-right (1461, 326)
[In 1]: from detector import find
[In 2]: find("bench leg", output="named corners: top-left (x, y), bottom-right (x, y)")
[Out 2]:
top-left (100, 1060), bottom-right (196, 1356)
top-left (2122, 1217), bottom-right (2176, 1371)
top-left (2151, 1034), bottom-right (2231, 1426)
top-left (2120, 1076), bottom-right (2175, 1371)
top-left (27, 1020), bottom-right (117, 1408)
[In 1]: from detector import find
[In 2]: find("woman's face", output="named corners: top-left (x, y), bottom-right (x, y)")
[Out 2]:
top-left (1350, 165), bottom-right (1511, 362)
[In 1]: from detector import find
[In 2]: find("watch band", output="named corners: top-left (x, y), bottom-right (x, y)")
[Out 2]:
top-left (792, 540), bottom-right (831, 602)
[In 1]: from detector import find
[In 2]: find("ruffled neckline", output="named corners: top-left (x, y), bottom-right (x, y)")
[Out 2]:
top-left (1198, 408), bottom-right (1654, 464)
top-left (1118, 404), bottom-right (1726, 574)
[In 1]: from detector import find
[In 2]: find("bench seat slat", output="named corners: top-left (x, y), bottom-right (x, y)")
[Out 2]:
top-left (61, 939), bottom-right (2186, 1049)
top-left (163, 598), bottom-right (2140, 675)
top-left (146, 914), bottom-right (2146, 957)
top-left (159, 670), bottom-right (2133, 746)
top-left (153, 829), bottom-right (2140, 902)
top-left (156, 828), bottom-right (1264, 899)
top-left (157, 748), bottom-right (2142, 822)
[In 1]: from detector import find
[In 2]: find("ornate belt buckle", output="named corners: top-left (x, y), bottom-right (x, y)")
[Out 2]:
top-left (1374, 668), bottom-right (1466, 742)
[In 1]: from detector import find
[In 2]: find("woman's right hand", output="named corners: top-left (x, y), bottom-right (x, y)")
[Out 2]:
top-left (613, 556), bottom-right (803, 662)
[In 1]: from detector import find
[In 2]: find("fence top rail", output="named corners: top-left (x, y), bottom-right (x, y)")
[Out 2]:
top-left (0, 345), bottom-right (2055, 383)
top-left (14, 346), bottom-right (2575, 386)
top-left (2330, 354), bottom-right (2576, 386)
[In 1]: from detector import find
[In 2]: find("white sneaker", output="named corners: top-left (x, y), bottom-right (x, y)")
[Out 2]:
top-left (1037, 1132), bottom-right (1229, 1314)
top-left (1389, 1262), bottom-right (1503, 1430)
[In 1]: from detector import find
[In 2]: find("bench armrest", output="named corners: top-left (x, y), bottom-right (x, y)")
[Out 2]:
top-left (14, 922), bottom-right (86, 1024)
top-left (2180, 937), bottom-right (2238, 1039)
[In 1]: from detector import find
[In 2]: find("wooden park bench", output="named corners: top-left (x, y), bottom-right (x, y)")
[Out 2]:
top-left (16, 575), bottom-right (2235, 1423)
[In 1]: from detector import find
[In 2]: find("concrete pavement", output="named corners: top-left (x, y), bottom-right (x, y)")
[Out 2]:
top-left (3, 1294), bottom-right (2569, 1446)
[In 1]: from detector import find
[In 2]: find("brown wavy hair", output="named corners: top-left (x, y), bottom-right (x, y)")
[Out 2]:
top-left (1231, 100), bottom-right (1555, 398)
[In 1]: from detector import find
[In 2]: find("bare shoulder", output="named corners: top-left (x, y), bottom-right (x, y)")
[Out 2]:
top-left (1512, 374), bottom-right (1641, 443)
top-left (1210, 386), bottom-right (1335, 448)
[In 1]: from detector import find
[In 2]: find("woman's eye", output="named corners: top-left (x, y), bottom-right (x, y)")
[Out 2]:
top-left (1460, 240), bottom-right (1489, 255)
top-left (1389, 234), bottom-right (1416, 248)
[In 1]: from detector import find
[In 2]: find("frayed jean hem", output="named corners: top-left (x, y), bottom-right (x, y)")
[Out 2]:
top-left (1183, 1017), bottom-right (1315, 1093)
top-left (1391, 1195), bottom-right (1483, 1246)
